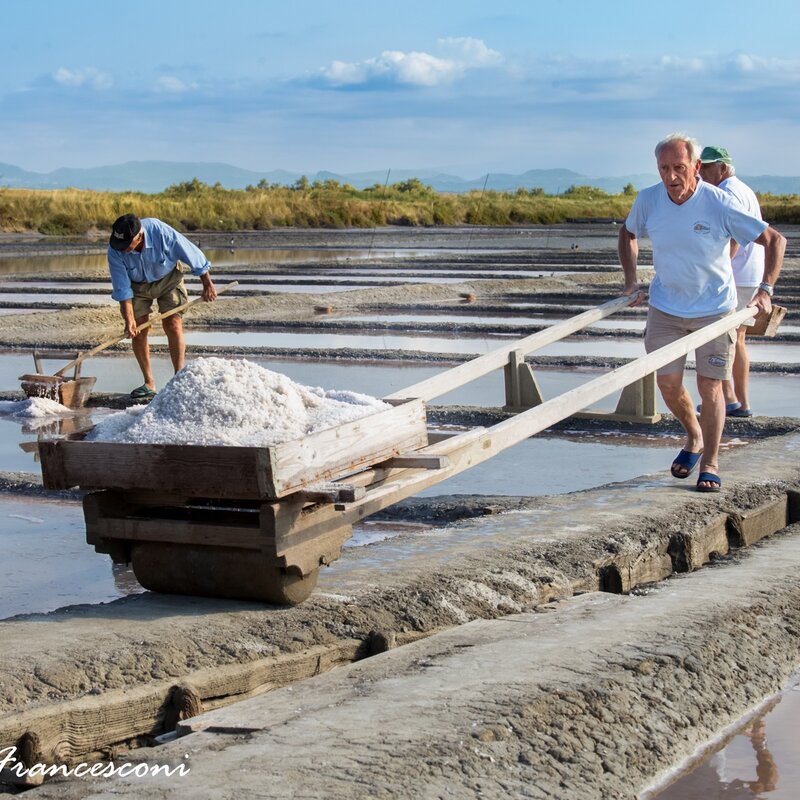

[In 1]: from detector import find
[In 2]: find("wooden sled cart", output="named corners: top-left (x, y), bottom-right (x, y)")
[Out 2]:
top-left (38, 298), bottom-right (765, 605)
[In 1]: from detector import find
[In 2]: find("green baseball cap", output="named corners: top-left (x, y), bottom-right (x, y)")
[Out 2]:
top-left (699, 146), bottom-right (733, 164)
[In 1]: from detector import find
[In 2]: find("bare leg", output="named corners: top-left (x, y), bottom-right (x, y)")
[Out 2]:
top-left (731, 326), bottom-right (750, 410)
top-left (722, 377), bottom-right (738, 406)
top-left (162, 314), bottom-right (185, 374)
top-left (131, 314), bottom-right (155, 390)
top-left (657, 371), bottom-right (703, 476)
top-left (696, 374), bottom-right (725, 488)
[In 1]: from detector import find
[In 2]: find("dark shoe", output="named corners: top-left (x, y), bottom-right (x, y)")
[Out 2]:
top-left (727, 407), bottom-right (753, 418)
top-left (696, 402), bottom-right (743, 415)
top-left (671, 449), bottom-right (703, 479)
top-left (696, 472), bottom-right (722, 493)
top-left (130, 384), bottom-right (156, 399)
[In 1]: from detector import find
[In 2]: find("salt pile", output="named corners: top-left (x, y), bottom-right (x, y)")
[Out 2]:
top-left (87, 357), bottom-right (391, 446)
top-left (0, 397), bottom-right (73, 418)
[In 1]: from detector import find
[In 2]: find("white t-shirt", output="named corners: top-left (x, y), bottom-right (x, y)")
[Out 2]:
top-left (718, 175), bottom-right (765, 288)
top-left (625, 180), bottom-right (767, 318)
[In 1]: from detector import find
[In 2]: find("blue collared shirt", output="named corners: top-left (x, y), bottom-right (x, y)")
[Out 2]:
top-left (107, 218), bottom-right (211, 302)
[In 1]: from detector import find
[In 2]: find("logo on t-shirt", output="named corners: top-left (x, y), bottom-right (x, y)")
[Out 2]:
top-left (693, 220), bottom-right (711, 235)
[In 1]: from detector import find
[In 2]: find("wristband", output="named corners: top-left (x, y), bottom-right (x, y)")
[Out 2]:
top-left (758, 282), bottom-right (774, 297)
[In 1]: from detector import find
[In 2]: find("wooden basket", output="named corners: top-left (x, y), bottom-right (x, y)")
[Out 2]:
top-left (19, 374), bottom-right (97, 408)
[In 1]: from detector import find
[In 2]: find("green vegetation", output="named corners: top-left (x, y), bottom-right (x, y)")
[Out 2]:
top-left (1, 179), bottom-right (799, 235)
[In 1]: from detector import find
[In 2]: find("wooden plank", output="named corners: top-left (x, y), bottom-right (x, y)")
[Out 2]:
top-left (39, 440), bottom-right (273, 497)
top-left (89, 517), bottom-right (264, 550)
top-left (382, 454), bottom-right (449, 469)
top-left (727, 497), bottom-right (789, 547)
top-left (385, 294), bottom-right (635, 402)
top-left (38, 400), bottom-right (427, 500)
top-left (268, 399), bottom-right (428, 496)
top-left (296, 484), bottom-right (366, 503)
top-left (0, 641), bottom-right (363, 766)
top-left (749, 304), bottom-right (786, 337)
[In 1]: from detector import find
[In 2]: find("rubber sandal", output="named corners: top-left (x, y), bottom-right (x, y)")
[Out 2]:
top-left (696, 402), bottom-right (742, 415)
top-left (727, 407), bottom-right (753, 418)
top-left (671, 449), bottom-right (703, 479)
top-left (130, 384), bottom-right (156, 398)
top-left (696, 472), bottom-right (722, 493)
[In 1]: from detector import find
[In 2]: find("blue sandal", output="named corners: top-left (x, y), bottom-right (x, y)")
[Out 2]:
top-left (671, 449), bottom-right (703, 479)
top-left (696, 472), bottom-right (722, 493)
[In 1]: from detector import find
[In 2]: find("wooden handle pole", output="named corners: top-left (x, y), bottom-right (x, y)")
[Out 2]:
top-left (385, 294), bottom-right (638, 402)
top-left (52, 281), bottom-right (239, 377)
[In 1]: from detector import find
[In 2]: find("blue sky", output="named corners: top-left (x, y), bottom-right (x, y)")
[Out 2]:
top-left (3, 0), bottom-right (800, 178)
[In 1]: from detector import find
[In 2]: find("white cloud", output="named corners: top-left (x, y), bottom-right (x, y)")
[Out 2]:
top-left (52, 67), bottom-right (112, 90)
top-left (437, 37), bottom-right (502, 67)
top-left (154, 76), bottom-right (197, 93)
top-left (321, 37), bottom-right (502, 88)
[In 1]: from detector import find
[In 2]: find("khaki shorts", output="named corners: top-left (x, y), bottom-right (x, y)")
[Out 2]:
top-left (736, 286), bottom-right (758, 328)
top-left (130, 266), bottom-right (188, 320)
top-left (644, 307), bottom-right (736, 380)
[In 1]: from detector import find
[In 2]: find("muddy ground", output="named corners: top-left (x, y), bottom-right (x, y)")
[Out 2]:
top-left (1, 226), bottom-right (799, 798)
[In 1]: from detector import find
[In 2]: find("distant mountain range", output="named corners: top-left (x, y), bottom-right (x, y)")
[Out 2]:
top-left (2, 160), bottom-right (799, 195)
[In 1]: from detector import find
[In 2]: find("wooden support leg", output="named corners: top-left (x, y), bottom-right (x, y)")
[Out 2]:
top-left (503, 350), bottom-right (544, 412)
top-left (576, 371), bottom-right (661, 424)
top-left (613, 371), bottom-right (659, 419)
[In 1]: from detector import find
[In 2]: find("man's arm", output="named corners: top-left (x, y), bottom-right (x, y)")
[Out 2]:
top-left (750, 226), bottom-right (786, 314)
top-left (200, 271), bottom-right (218, 302)
top-left (119, 300), bottom-right (138, 338)
top-left (618, 225), bottom-right (644, 306)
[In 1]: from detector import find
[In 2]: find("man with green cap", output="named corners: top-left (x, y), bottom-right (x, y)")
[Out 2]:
top-left (698, 146), bottom-right (763, 418)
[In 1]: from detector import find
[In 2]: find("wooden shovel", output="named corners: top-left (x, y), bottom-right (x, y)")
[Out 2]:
top-left (19, 281), bottom-right (239, 392)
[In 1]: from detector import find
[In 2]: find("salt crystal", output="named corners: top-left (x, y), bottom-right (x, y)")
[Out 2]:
top-left (88, 357), bottom-right (390, 446)
top-left (0, 397), bottom-right (73, 418)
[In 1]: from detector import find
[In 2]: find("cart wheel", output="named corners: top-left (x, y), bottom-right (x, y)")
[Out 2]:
top-left (131, 543), bottom-right (319, 606)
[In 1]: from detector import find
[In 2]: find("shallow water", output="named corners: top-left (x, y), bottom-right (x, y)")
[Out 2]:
top-left (0, 248), bottom-right (509, 276)
top-left (142, 329), bottom-right (800, 363)
top-left (335, 312), bottom-right (646, 331)
top-left (0, 292), bottom-right (115, 306)
top-left (0, 495), bottom-right (428, 618)
top-left (650, 675), bottom-right (800, 799)
top-left (2, 353), bottom-right (800, 416)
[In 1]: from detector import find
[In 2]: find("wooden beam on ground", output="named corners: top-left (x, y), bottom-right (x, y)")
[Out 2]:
top-left (384, 294), bottom-right (636, 403)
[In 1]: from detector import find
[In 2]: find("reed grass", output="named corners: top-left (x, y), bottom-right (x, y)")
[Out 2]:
top-left (1, 179), bottom-right (798, 234)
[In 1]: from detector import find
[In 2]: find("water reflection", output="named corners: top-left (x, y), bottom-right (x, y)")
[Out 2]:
top-left (652, 681), bottom-right (800, 799)
top-left (0, 248), bottom-right (483, 275)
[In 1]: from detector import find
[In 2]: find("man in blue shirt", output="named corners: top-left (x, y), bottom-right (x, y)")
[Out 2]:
top-left (108, 214), bottom-right (218, 398)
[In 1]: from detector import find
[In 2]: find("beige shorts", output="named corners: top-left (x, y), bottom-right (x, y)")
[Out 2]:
top-left (736, 286), bottom-right (758, 327)
top-left (644, 307), bottom-right (736, 380)
top-left (130, 266), bottom-right (188, 320)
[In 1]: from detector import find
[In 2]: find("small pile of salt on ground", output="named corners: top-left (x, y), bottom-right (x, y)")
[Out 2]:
top-left (0, 397), bottom-right (73, 418)
top-left (87, 357), bottom-right (391, 446)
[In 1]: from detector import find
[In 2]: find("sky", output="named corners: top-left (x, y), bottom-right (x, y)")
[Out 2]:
top-left (2, 0), bottom-right (800, 179)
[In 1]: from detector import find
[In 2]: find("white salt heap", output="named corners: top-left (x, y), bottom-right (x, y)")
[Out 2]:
top-left (0, 397), bottom-right (73, 418)
top-left (87, 357), bottom-right (391, 446)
